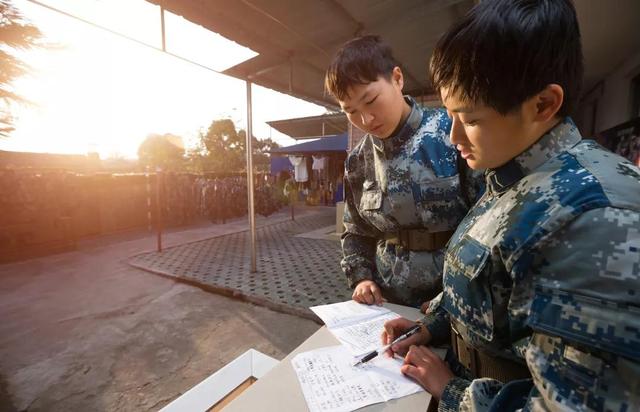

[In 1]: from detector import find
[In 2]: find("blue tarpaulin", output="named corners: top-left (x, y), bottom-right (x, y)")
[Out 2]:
top-left (270, 156), bottom-right (294, 176)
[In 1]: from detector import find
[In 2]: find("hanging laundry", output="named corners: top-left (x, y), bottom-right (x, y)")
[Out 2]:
top-left (288, 155), bottom-right (308, 182)
top-left (312, 155), bottom-right (327, 170)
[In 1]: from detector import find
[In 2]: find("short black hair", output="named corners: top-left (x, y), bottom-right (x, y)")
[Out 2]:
top-left (325, 35), bottom-right (398, 101)
top-left (430, 0), bottom-right (583, 117)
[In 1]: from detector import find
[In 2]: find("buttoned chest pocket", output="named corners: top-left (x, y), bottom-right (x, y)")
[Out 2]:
top-left (359, 182), bottom-right (395, 232)
top-left (443, 235), bottom-right (494, 341)
top-left (360, 189), bottom-right (382, 211)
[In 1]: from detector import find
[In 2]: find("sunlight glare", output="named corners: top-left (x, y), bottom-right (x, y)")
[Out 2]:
top-left (2, 0), bottom-right (326, 159)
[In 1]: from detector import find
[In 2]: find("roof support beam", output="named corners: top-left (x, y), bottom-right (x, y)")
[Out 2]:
top-left (240, 0), bottom-right (331, 58)
top-left (326, 0), bottom-right (364, 36)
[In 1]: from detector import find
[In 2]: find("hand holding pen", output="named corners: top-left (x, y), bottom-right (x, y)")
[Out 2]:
top-left (381, 317), bottom-right (432, 358)
top-left (353, 323), bottom-right (423, 366)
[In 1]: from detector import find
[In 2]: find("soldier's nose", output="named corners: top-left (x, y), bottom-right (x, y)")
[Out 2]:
top-left (450, 116), bottom-right (466, 145)
top-left (361, 112), bottom-right (374, 126)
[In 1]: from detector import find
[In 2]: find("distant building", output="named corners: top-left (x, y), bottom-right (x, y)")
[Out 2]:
top-left (0, 150), bottom-right (102, 173)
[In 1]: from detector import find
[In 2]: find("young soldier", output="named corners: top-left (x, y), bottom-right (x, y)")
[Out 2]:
top-left (325, 35), bottom-right (482, 308)
top-left (383, 0), bottom-right (640, 410)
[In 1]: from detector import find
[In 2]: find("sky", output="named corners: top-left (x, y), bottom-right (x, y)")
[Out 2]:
top-left (1, 0), bottom-right (328, 159)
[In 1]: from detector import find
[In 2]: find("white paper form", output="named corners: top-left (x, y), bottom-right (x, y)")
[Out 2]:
top-left (310, 301), bottom-right (401, 356)
top-left (291, 345), bottom-right (424, 412)
top-left (329, 312), bottom-right (400, 356)
top-left (310, 300), bottom-right (393, 328)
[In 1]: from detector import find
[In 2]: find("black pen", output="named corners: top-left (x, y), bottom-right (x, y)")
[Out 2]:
top-left (353, 324), bottom-right (422, 367)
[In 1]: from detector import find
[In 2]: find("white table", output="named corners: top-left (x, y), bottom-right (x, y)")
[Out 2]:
top-left (224, 303), bottom-right (433, 411)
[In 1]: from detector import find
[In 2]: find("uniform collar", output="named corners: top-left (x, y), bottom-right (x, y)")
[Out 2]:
top-left (373, 96), bottom-right (422, 154)
top-left (486, 117), bottom-right (581, 194)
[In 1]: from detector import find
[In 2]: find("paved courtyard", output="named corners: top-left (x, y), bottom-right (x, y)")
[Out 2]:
top-left (0, 206), bottom-right (344, 412)
top-left (129, 208), bottom-right (350, 319)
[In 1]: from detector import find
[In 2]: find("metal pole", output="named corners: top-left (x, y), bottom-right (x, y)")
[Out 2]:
top-left (145, 166), bottom-right (152, 232)
top-left (245, 81), bottom-right (257, 272)
top-left (156, 169), bottom-right (163, 252)
top-left (160, 6), bottom-right (166, 52)
top-left (290, 189), bottom-right (295, 221)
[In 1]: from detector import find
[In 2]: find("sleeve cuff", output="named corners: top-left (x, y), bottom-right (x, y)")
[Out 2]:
top-left (420, 306), bottom-right (451, 345)
top-left (439, 377), bottom-right (471, 412)
top-left (346, 267), bottom-right (373, 289)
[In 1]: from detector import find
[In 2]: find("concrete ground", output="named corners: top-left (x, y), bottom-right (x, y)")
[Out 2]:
top-left (0, 208), bottom-right (325, 412)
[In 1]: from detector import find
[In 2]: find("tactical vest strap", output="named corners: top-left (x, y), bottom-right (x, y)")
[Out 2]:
top-left (451, 325), bottom-right (531, 382)
top-left (385, 229), bottom-right (454, 251)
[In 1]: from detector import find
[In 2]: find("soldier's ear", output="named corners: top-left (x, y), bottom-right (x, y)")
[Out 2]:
top-left (532, 84), bottom-right (563, 122)
top-left (391, 66), bottom-right (404, 90)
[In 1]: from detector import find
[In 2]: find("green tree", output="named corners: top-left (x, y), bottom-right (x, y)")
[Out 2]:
top-left (137, 133), bottom-right (185, 171)
top-left (184, 141), bottom-right (209, 173)
top-left (252, 137), bottom-right (279, 172)
top-left (199, 118), bottom-right (246, 172)
top-left (1, 0), bottom-right (42, 137)
top-left (196, 118), bottom-right (281, 173)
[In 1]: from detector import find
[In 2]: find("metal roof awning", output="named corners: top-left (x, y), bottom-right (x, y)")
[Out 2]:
top-left (145, 0), bottom-right (478, 110)
top-left (267, 113), bottom-right (348, 140)
top-left (145, 0), bottom-right (640, 111)
top-left (270, 133), bottom-right (347, 155)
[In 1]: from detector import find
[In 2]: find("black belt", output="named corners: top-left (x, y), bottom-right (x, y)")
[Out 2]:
top-left (385, 229), bottom-right (454, 251)
top-left (451, 325), bottom-right (531, 382)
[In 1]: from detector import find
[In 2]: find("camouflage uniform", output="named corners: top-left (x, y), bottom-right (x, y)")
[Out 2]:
top-left (342, 97), bottom-right (483, 307)
top-left (421, 118), bottom-right (640, 411)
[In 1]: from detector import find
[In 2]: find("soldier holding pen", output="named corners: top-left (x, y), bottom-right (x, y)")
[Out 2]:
top-left (382, 1), bottom-right (640, 410)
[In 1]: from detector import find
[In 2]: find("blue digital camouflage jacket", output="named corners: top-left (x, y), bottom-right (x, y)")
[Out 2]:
top-left (422, 118), bottom-right (640, 411)
top-left (342, 97), bottom-right (484, 307)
